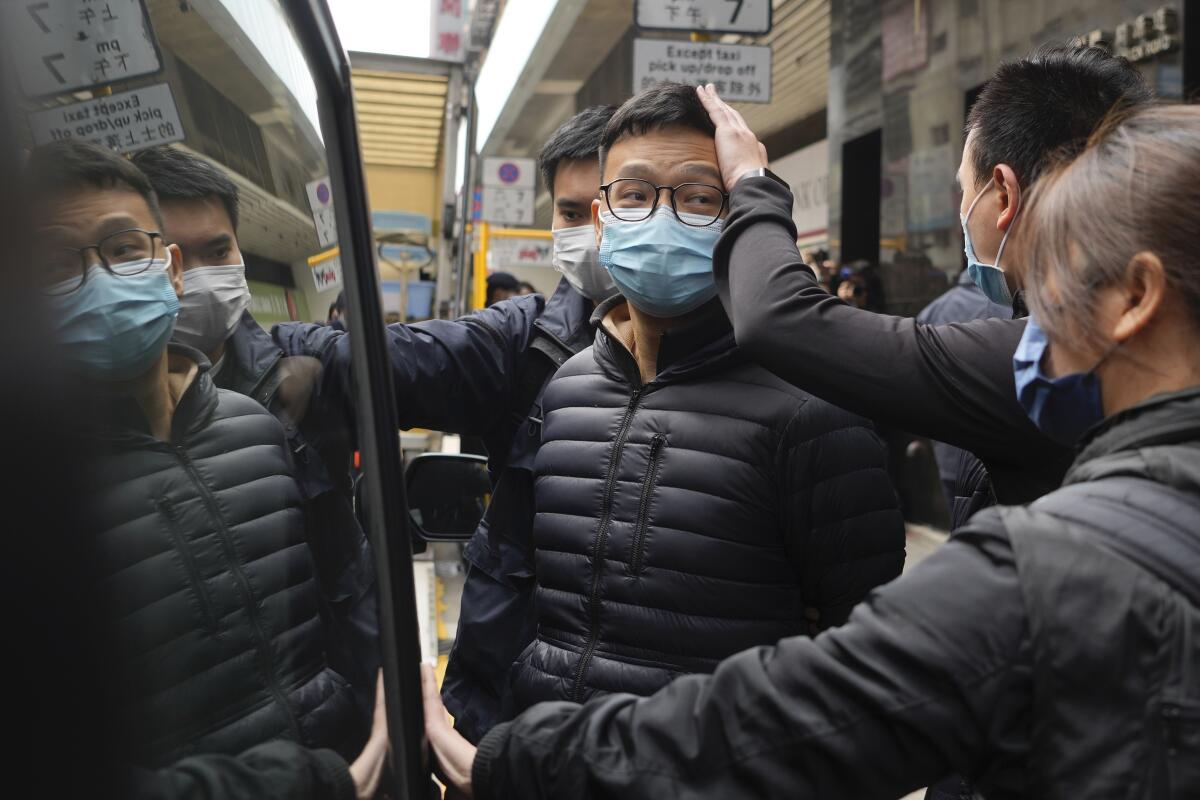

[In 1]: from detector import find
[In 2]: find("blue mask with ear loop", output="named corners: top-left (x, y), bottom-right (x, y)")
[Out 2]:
top-left (962, 178), bottom-right (1016, 306)
top-left (1012, 314), bottom-right (1118, 446)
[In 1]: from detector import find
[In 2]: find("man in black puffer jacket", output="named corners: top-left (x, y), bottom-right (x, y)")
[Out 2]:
top-left (30, 141), bottom-right (385, 799)
top-left (507, 84), bottom-right (905, 710)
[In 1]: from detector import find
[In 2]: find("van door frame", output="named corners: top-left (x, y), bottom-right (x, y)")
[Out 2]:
top-left (286, 2), bottom-right (429, 797)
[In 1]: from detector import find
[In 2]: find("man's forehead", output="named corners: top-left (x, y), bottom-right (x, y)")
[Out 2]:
top-left (605, 127), bottom-right (721, 183)
top-left (552, 157), bottom-right (600, 200)
top-left (38, 188), bottom-right (154, 237)
top-left (160, 195), bottom-right (233, 231)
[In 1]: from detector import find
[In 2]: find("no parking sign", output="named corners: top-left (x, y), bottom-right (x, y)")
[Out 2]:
top-left (481, 157), bottom-right (535, 226)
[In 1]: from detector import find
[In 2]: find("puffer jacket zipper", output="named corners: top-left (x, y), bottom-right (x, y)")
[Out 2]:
top-left (570, 388), bottom-right (646, 702)
top-left (173, 445), bottom-right (304, 743)
top-left (630, 435), bottom-right (666, 576)
top-left (157, 496), bottom-right (219, 634)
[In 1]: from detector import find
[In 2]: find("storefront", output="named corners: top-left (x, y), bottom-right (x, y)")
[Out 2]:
top-left (827, 0), bottom-right (1191, 315)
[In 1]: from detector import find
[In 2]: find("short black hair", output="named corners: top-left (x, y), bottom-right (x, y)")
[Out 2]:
top-left (965, 43), bottom-right (1152, 188)
top-left (599, 83), bottom-right (716, 179)
top-left (27, 140), bottom-right (162, 228)
top-left (538, 105), bottom-right (616, 195)
top-left (130, 146), bottom-right (239, 230)
top-left (486, 271), bottom-right (520, 291)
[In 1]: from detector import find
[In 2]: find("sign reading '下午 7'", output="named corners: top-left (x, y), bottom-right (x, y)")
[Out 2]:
top-left (0, 0), bottom-right (163, 98)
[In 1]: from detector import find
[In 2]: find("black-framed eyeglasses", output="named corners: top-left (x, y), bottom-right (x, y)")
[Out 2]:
top-left (600, 179), bottom-right (728, 227)
top-left (38, 229), bottom-right (164, 295)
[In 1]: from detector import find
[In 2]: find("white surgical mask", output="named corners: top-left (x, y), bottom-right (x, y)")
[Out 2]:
top-left (174, 263), bottom-right (250, 357)
top-left (552, 224), bottom-right (616, 302)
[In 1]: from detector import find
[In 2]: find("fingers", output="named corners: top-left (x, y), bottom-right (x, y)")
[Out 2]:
top-left (699, 84), bottom-right (754, 133)
top-left (759, 142), bottom-right (769, 163)
top-left (696, 84), bottom-right (733, 127)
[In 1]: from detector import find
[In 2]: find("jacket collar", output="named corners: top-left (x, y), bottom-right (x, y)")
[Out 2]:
top-left (213, 310), bottom-right (282, 396)
top-left (589, 295), bottom-right (737, 386)
top-left (89, 342), bottom-right (220, 442)
top-left (1066, 386), bottom-right (1200, 486)
top-left (1074, 386), bottom-right (1200, 461)
top-left (535, 277), bottom-right (596, 355)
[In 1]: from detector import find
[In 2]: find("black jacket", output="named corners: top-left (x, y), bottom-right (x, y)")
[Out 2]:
top-left (472, 387), bottom-right (1200, 800)
top-left (83, 345), bottom-right (359, 797)
top-left (214, 312), bottom-right (379, 724)
top-left (509, 296), bottom-right (905, 710)
top-left (713, 175), bottom-right (1073, 506)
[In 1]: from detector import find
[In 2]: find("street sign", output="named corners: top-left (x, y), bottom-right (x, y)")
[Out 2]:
top-left (481, 186), bottom-right (535, 226)
top-left (482, 157), bottom-right (536, 189)
top-left (633, 39), bottom-right (772, 103)
top-left (308, 247), bottom-right (344, 294)
top-left (306, 176), bottom-right (339, 248)
top-left (482, 157), bottom-right (535, 226)
top-left (27, 81), bottom-right (183, 153)
top-left (490, 236), bottom-right (553, 268)
top-left (635, 0), bottom-right (772, 35)
top-left (1, 0), bottom-right (163, 97)
top-left (430, 0), bottom-right (467, 63)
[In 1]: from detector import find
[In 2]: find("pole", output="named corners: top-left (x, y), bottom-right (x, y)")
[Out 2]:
top-left (472, 221), bottom-right (490, 310)
top-left (436, 65), bottom-right (463, 318)
top-left (454, 82), bottom-right (478, 317)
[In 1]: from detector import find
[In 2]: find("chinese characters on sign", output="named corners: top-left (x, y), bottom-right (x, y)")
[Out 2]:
top-left (305, 177), bottom-right (339, 249)
top-left (633, 39), bottom-right (772, 103)
top-left (489, 237), bottom-right (553, 269)
top-left (27, 82), bottom-right (183, 153)
top-left (481, 157), bottom-right (536, 227)
top-left (635, 0), bottom-right (772, 35)
top-left (0, 0), bottom-right (162, 97)
top-left (308, 248), bottom-right (344, 294)
top-left (430, 0), bottom-right (466, 63)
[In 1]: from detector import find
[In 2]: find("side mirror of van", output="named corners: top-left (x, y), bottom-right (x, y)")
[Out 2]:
top-left (405, 453), bottom-right (490, 543)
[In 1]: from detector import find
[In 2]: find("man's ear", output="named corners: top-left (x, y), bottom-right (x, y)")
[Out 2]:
top-left (1112, 251), bottom-right (1167, 343)
top-left (992, 164), bottom-right (1022, 232)
top-left (592, 198), bottom-right (603, 249)
top-left (166, 243), bottom-right (184, 300)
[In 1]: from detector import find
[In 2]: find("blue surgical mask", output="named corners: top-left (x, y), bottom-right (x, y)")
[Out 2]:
top-left (598, 207), bottom-right (722, 318)
top-left (1013, 314), bottom-right (1114, 446)
top-left (961, 178), bottom-right (1015, 306)
top-left (48, 255), bottom-right (180, 381)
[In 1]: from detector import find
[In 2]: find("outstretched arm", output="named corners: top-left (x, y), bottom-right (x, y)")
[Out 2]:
top-left (428, 522), bottom-right (1032, 799)
top-left (697, 85), bottom-right (1050, 470)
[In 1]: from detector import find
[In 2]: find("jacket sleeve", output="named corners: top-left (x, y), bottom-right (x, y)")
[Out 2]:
top-left (472, 519), bottom-right (1033, 800)
top-left (779, 403), bottom-right (906, 630)
top-left (130, 742), bottom-right (354, 800)
top-left (272, 293), bottom-right (545, 435)
top-left (712, 175), bottom-right (1046, 469)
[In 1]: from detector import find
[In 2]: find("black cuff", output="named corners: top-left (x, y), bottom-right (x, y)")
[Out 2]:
top-left (471, 722), bottom-right (513, 800)
top-left (312, 748), bottom-right (356, 800)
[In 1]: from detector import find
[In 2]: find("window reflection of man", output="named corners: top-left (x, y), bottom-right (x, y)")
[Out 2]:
top-left (30, 140), bottom-right (387, 798)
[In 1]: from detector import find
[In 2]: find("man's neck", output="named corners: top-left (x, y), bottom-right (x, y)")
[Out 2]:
top-left (118, 351), bottom-right (198, 442)
top-left (604, 301), bottom-right (703, 384)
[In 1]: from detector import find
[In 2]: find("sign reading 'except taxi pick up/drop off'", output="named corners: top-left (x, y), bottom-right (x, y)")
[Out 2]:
top-left (633, 39), bottom-right (772, 103)
top-left (27, 82), bottom-right (184, 153)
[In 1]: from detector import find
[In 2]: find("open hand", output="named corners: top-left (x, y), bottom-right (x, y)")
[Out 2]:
top-left (421, 662), bottom-right (476, 797)
top-left (696, 84), bottom-right (768, 190)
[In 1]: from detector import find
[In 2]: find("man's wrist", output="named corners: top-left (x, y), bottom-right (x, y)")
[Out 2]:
top-left (734, 167), bottom-right (787, 188)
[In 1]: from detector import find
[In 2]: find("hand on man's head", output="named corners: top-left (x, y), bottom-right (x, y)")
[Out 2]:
top-left (696, 84), bottom-right (768, 190)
